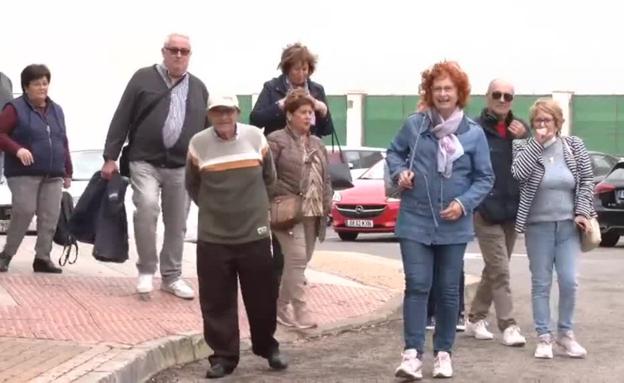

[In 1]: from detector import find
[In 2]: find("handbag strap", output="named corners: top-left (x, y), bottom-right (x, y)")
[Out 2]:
top-left (330, 127), bottom-right (346, 162)
top-left (407, 113), bottom-right (428, 171)
top-left (127, 66), bottom-right (186, 146)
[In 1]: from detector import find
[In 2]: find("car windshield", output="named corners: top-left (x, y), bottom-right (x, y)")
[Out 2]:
top-left (72, 150), bottom-right (103, 180)
top-left (359, 160), bottom-right (385, 180)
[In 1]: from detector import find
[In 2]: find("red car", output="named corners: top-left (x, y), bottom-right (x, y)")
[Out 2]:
top-left (331, 159), bottom-right (400, 241)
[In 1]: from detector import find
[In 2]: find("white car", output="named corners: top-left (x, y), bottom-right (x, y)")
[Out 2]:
top-left (0, 149), bottom-right (104, 234)
top-left (0, 149), bottom-right (200, 241)
top-left (325, 145), bottom-right (386, 179)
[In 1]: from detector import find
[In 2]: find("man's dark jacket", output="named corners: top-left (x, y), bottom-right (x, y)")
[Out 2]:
top-left (249, 74), bottom-right (334, 137)
top-left (69, 171), bottom-right (129, 263)
top-left (103, 65), bottom-right (209, 168)
top-left (475, 108), bottom-right (529, 224)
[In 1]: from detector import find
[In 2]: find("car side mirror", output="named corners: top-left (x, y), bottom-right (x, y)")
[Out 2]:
top-left (348, 162), bottom-right (354, 169)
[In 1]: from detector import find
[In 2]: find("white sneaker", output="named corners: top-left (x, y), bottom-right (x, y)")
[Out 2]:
top-left (556, 331), bottom-right (587, 358)
top-left (502, 325), bottom-right (526, 347)
top-left (465, 319), bottom-right (494, 340)
top-left (161, 279), bottom-right (195, 300)
top-left (136, 274), bottom-right (154, 294)
top-left (394, 349), bottom-right (422, 380)
top-left (433, 351), bottom-right (453, 378)
top-left (534, 334), bottom-right (553, 359)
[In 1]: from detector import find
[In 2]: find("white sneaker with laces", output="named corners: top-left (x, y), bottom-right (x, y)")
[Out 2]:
top-left (556, 331), bottom-right (587, 358)
top-left (433, 351), bottom-right (453, 378)
top-left (502, 325), bottom-right (526, 347)
top-left (161, 279), bottom-right (195, 300)
top-left (534, 334), bottom-right (553, 359)
top-left (465, 319), bottom-right (494, 340)
top-left (394, 349), bottom-right (422, 380)
top-left (136, 274), bottom-right (154, 294)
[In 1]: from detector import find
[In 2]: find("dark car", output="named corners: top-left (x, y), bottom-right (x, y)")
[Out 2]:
top-left (589, 151), bottom-right (621, 183)
top-left (593, 160), bottom-right (624, 247)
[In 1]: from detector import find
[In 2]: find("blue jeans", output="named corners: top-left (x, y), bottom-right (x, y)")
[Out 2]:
top-left (400, 239), bottom-right (466, 354)
top-left (525, 220), bottom-right (580, 336)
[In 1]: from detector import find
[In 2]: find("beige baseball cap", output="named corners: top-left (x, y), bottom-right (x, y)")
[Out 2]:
top-left (207, 94), bottom-right (240, 111)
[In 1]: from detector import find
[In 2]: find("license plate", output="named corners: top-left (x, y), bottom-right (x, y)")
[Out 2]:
top-left (346, 219), bottom-right (374, 228)
top-left (0, 220), bottom-right (10, 232)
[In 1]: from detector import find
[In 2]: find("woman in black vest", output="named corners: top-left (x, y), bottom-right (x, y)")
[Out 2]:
top-left (0, 64), bottom-right (73, 273)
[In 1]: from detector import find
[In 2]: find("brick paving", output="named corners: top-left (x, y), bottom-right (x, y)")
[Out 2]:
top-left (0, 267), bottom-right (397, 382)
top-left (0, 275), bottom-right (394, 346)
top-left (0, 234), bottom-right (402, 382)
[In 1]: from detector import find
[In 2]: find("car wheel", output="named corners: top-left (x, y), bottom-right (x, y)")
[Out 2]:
top-left (338, 232), bottom-right (358, 241)
top-left (600, 232), bottom-right (620, 247)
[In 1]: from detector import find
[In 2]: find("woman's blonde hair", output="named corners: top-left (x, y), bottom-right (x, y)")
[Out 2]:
top-left (529, 98), bottom-right (565, 133)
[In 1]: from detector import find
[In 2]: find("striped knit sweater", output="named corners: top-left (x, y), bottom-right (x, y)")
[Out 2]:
top-left (185, 123), bottom-right (276, 244)
top-left (511, 136), bottom-right (595, 233)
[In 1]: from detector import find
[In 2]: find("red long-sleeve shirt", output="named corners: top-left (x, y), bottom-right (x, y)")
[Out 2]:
top-left (0, 104), bottom-right (73, 177)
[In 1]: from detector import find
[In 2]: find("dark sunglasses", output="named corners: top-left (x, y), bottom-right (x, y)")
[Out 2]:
top-left (164, 47), bottom-right (191, 56)
top-left (491, 91), bottom-right (514, 102)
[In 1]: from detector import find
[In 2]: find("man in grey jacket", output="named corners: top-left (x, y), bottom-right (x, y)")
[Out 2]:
top-left (101, 34), bottom-right (209, 299)
top-left (0, 71), bottom-right (13, 179)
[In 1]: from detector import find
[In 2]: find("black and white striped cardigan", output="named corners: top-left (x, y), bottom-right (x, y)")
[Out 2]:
top-left (511, 136), bottom-right (595, 233)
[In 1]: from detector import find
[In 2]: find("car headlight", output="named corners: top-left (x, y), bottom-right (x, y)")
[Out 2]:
top-left (386, 197), bottom-right (400, 203)
top-left (332, 191), bottom-right (342, 202)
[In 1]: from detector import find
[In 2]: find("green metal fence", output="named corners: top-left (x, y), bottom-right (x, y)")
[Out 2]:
top-left (245, 93), bottom-right (624, 156)
top-left (572, 95), bottom-right (624, 155)
top-left (323, 95), bottom-right (347, 145)
top-left (362, 95), bottom-right (546, 148)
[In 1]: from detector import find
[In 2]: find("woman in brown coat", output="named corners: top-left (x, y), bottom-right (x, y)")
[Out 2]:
top-left (267, 89), bottom-right (332, 329)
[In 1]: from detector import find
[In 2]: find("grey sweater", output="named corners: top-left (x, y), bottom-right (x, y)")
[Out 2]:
top-left (527, 139), bottom-right (575, 223)
top-left (104, 65), bottom-right (208, 168)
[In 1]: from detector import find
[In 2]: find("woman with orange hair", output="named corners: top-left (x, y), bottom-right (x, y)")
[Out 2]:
top-left (387, 61), bottom-right (494, 379)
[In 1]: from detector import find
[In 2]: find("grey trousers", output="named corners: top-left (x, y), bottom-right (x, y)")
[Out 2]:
top-left (469, 212), bottom-right (518, 332)
top-left (3, 176), bottom-right (63, 260)
top-left (273, 217), bottom-right (318, 308)
top-left (130, 161), bottom-right (189, 283)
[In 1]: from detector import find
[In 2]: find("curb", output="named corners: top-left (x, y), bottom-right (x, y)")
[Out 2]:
top-left (73, 293), bottom-right (405, 382)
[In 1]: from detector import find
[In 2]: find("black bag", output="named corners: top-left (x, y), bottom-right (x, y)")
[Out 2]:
top-left (327, 129), bottom-right (354, 190)
top-left (119, 67), bottom-right (186, 177)
top-left (54, 191), bottom-right (78, 266)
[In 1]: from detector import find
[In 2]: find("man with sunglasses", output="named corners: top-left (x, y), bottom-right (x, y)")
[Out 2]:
top-left (466, 79), bottom-right (529, 346)
top-left (102, 33), bottom-right (209, 299)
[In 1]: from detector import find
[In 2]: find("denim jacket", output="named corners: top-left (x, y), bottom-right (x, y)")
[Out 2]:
top-left (386, 112), bottom-right (494, 245)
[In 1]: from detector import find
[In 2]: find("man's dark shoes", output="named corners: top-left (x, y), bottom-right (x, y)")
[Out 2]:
top-left (268, 349), bottom-right (288, 370)
top-left (33, 258), bottom-right (62, 274)
top-left (0, 252), bottom-right (11, 272)
top-left (205, 364), bottom-right (233, 379)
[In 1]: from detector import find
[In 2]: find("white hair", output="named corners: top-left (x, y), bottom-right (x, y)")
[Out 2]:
top-left (163, 33), bottom-right (191, 47)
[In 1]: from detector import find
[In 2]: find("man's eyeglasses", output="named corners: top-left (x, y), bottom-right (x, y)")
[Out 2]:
top-left (491, 91), bottom-right (514, 102)
top-left (164, 47), bottom-right (191, 56)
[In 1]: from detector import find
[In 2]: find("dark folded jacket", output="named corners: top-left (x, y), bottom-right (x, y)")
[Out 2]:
top-left (69, 171), bottom-right (129, 263)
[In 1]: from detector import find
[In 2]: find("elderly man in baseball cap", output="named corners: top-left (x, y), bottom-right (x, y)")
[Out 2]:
top-left (185, 94), bottom-right (286, 379)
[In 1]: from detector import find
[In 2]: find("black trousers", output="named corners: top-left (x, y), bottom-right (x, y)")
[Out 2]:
top-left (197, 238), bottom-right (279, 369)
top-left (272, 235), bottom-right (284, 284)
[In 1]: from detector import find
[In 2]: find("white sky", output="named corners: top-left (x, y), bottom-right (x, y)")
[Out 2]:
top-left (3, 0), bottom-right (623, 148)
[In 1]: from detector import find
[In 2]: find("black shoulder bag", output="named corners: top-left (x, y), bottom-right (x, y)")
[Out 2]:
top-left (119, 69), bottom-right (186, 177)
top-left (327, 129), bottom-right (354, 190)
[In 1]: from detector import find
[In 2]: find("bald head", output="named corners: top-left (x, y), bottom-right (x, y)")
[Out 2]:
top-left (487, 79), bottom-right (515, 95)
top-left (486, 79), bottom-right (515, 120)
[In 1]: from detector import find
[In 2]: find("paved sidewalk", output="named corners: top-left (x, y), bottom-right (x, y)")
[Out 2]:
top-left (0, 237), bottom-right (408, 383)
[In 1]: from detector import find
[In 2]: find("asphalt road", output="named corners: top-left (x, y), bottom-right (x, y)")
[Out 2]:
top-left (151, 231), bottom-right (624, 382)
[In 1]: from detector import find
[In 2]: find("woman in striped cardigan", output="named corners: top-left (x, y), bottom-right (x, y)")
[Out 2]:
top-left (511, 98), bottom-right (594, 360)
